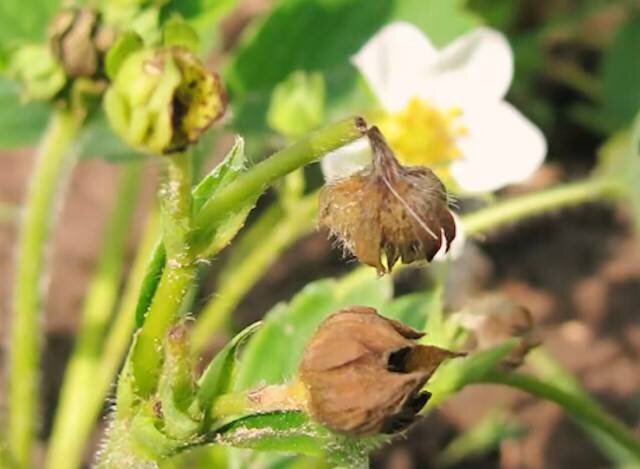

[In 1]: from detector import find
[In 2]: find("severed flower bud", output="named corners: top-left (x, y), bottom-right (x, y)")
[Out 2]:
top-left (319, 126), bottom-right (457, 274)
top-left (455, 294), bottom-right (540, 369)
top-left (49, 7), bottom-right (114, 78)
top-left (299, 306), bottom-right (463, 436)
top-left (104, 47), bottom-right (226, 155)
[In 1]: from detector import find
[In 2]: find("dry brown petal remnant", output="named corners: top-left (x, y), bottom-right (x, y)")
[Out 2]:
top-left (299, 306), bottom-right (463, 436)
top-left (319, 125), bottom-right (457, 274)
top-left (456, 294), bottom-right (540, 369)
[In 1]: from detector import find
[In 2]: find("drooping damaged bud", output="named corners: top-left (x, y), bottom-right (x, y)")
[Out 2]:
top-left (455, 294), bottom-right (540, 369)
top-left (299, 306), bottom-right (463, 436)
top-left (319, 126), bottom-right (457, 274)
top-left (104, 47), bottom-right (226, 155)
top-left (49, 7), bottom-right (114, 78)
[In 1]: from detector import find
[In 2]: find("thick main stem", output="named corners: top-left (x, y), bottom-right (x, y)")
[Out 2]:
top-left (479, 370), bottom-right (640, 461)
top-left (461, 178), bottom-right (616, 236)
top-left (8, 109), bottom-right (81, 469)
top-left (132, 154), bottom-right (195, 398)
top-left (45, 163), bottom-right (143, 469)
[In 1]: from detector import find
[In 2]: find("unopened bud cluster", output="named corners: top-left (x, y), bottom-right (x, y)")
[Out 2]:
top-left (104, 46), bottom-right (226, 155)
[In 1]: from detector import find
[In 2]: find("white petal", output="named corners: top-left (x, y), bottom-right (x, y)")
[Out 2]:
top-left (450, 101), bottom-right (547, 193)
top-left (420, 27), bottom-right (514, 107)
top-left (320, 137), bottom-right (372, 181)
top-left (352, 22), bottom-right (438, 111)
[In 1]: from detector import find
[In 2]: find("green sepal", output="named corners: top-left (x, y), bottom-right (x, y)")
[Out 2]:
top-left (162, 16), bottom-right (199, 51)
top-left (196, 322), bottom-right (261, 420)
top-left (105, 31), bottom-right (144, 80)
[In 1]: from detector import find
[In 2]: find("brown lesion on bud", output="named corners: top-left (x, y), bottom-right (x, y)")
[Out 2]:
top-left (298, 306), bottom-right (463, 436)
top-left (456, 294), bottom-right (541, 369)
top-left (166, 48), bottom-right (227, 153)
top-left (49, 7), bottom-right (114, 78)
top-left (319, 126), bottom-right (457, 274)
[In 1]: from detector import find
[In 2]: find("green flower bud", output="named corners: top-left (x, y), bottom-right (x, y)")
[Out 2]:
top-left (9, 45), bottom-right (66, 101)
top-left (267, 71), bottom-right (325, 138)
top-left (104, 47), bottom-right (226, 155)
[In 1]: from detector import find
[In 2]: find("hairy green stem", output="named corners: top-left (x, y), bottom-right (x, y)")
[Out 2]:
top-left (461, 178), bottom-right (616, 236)
top-left (8, 109), bottom-right (81, 469)
top-left (45, 162), bottom-right (143, 469)
top-left (192, 117), bottom-right (365, 251)
top-left (132, 154), bottom-right (195, 398)
top-left (479, 370), bottom-right (640, 461)
top-left (191, 194), bottom-right (317, 352)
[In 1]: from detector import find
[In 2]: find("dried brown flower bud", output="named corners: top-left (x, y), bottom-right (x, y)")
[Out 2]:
top-left (299, 306), bottom-right (463, 436)
top-left (456, 294), bottom-right (540, 369)
top-left (319, 126), bottom-right (457, 274)
top-left (49, 7), bottom-right (114, 78)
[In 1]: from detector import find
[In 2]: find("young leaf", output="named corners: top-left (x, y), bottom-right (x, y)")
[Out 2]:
top-left (134, 138), bottom-right (251, 327)
top-left (197, 322), bottom-right (261, 415)
top-left (234, 269), bottom-right (392, 390)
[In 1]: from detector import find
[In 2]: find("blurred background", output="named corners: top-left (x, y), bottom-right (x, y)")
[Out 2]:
top-left (2, 0), bottom-right (640, 467)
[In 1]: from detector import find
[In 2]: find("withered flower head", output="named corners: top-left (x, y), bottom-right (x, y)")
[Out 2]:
top-left (319, 126), bottom-right (457, 274)
top-left (299, 306), bottom-right (463, 436)
top-left (49, 7), bottom-right (114, 78)
top-left (456, 294), bottom-right (540, 369)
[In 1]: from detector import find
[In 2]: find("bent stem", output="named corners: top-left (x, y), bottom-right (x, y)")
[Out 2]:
top-left (191, 194), bottom-right (317, 352)
top-left (192, 117), bottom-right (365, 251)
top-left (45, 162), bottom-right (143, 469)
top-left (461, 177), bottom-right (617, 236)
top-left (8, 109), bottom-right (81, 469)
top-left (479, 370), bottom-right (640, 461)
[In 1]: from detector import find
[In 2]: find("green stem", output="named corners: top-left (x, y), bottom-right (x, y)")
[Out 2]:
top-left (45, 162), bottom-right (143, 469)
top-left (479, 370), bottom-right (640, 461)
top-left (8, 109), bottom-right (81, 469)
top-left (461, 178), bottom-right (616, 236)
top-left (191, 194), bottom-right (317, 352)
top-left (192, 117), bottom-right (365, 251)
top-left (132, 154), bottom-right (195, 398)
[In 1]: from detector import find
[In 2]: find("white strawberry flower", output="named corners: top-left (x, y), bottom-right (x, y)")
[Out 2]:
top-left (322, 22), bottom-right (547, 194)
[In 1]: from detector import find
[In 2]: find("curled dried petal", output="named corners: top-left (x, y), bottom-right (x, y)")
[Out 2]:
top-left (319, 126), bottom-right (456, 274)
top-left (299, 306), bottom-right (463, 435)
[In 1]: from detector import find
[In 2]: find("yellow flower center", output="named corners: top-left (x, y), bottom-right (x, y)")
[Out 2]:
top-left (379, 97), bottom-right (467, 170)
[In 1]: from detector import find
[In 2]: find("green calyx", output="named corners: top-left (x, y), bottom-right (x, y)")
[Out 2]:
top-left (9, 45), bottom-right (66, 101)
top-left (104, 47), bottom-right (226, 155)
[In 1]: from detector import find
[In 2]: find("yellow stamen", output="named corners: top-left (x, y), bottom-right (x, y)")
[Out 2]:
top-left (380, 97), bottom-right (466, 170)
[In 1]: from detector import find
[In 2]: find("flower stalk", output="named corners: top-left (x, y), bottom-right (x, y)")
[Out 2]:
top-left (461, 177), bottom-right (617, 236)
top-left (478, 370), bottom-right (640, 461)
top-left (8, 108), bottom-right (81, 469)
top-left (45, 162), bottom-right (143, 469)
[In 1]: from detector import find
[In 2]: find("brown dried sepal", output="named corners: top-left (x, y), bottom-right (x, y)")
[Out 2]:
top-left (299, 306), bottom-right (463, 436)
top-left (458, 294), bottom-right (541, 369)
top-left (319, 126), bottom-right (456, 274)
top-left (49, 7), bottom-right (114, 78)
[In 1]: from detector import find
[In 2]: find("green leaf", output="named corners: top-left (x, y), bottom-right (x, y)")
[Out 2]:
top-left (216, 412), bottom-right (326, 456)
top-left (234, 268), bottom-right (392, 390)
top-left (0, 0), bottom-right (60, 47)
top-left (161, 0), bottom-right (238, 49)
top-left (225, 0), bottom-right (393, 96)
top-left (217, 411), bottom-right (380, 466)
top-left (197, 323), bottom-right (261, 414)
top-left (0, 78), bottom-right (50, 148)
top-left (601, 17), bottom-right (640, 129)
top-left (385, 290), bottom-right (441, 331)
top-left (391, 0), bottom-right (480, 47)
